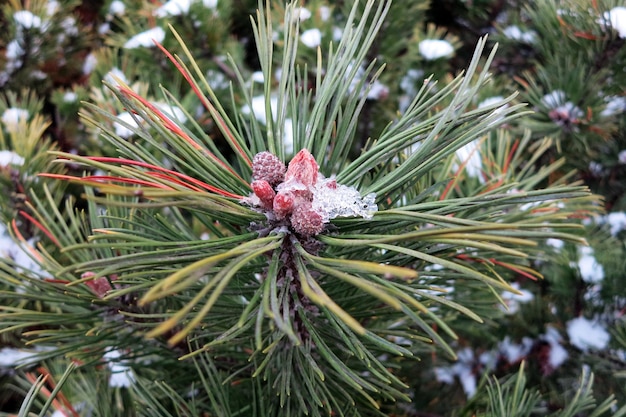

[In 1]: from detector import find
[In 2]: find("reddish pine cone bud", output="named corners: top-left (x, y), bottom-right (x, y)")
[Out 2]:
top-left (273, 192), bottom-right (294, 219)
top-left (291, 202), bottom-right (324, 236)
top-left (251, 180), bottom-right (275, 209)
top-left (252, 151), bottom-right (286, 185)
top-left (285, 149), bottom-right (319, 187)
top-left (82, 271), bottom-right (113, 299)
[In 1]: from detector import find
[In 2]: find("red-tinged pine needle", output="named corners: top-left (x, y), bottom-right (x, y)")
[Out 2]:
top-left (513, 76), bottom-right (529, 89)
top-left (11, 219), bottom-right (44, 262)
top-left (85, 157), bottom-right (245, 198)
top-left (573, 31), bottom-right (598, 40)
top-left (457, 254), bottom-right (539, 281)
top-left (153, 40), bottom-right (252, 168)
top-left (117, 86), bottom-right (245, 181)
top-left (439, 176), bottom-right (457, 201)
top-left (440, 141), bottom-right (485, 200)
top-left (24, 372), bottom-right (70, 417)
top-left (18, 211), bottom-right (61, 247)
top-left (44, 278), bottom-right (72, 284)
top-left (455, 253), bottom-right (474, 262)
top-left (531, 206), bottom-right (560, 214)
top-left (568, 210), bottom-right (596, 219)
top-left (39, 173), bottom-right (174, 191)
top-left (481, 178), bottom-right (504, 194)
top-left (490, 259), bottom-right (540, 281)
top-left (36, 367), bottom-right (80, 417)
top-left (145, 171), bottom-right (204, 192)
top-left (39, 173), bottom-right (89, 183)
top-left (81, 175), bottom-right (174, 190)
top-left (40, 164), bottom-right (244, 199)
top-left (503, 139), bottom-right (519, 174)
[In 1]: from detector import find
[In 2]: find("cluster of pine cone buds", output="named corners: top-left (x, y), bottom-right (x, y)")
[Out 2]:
top-left (250, 149), bottom-right (326, 236)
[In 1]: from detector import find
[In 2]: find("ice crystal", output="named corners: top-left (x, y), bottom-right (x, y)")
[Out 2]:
top-left (311, 176), bottom-right (378, 222)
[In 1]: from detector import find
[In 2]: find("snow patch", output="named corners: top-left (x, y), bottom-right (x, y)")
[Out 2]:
top-left (542, 326), bottom-right (569, 371)
top-left (0, 150), bottom-right (25, 166)
top-left (567, 316), bottom-right (610, 351)
top-left (604, 7), bottom-right (626, 38)
top-left (63, 90), bottom-right (78, 103)
top-left (601, 96), bottom-right (626, 117)
top-left (500, 282), bottom-right (534, 314)
top-left (82, 52), bottom-right (98, 75)
top-left (478, 96), bottom-right (505, 108)
top-left (154, 102), bottom-right (188, 124)
top-left (155, 0), bottom-right (192, 17)
top-left (46, 1), bottom-right (60, 16)
top-left (14, 11), bottom-right (42, 29)
top-left (319, 6), bottom-right (331, 21)
top-left (546, 238), bottom-right (564, 250)
top-left (114, 112), bottom-right (141, 138)
top-left (503, 25), bottom-right (537, 43)
top-left (301, 28), bottom-right (322, 48)
top-left (251, 71), bottom-right (264, 83)
top-left (2, 107), bottom-right (29, 130)
top-left (124, 27), bottom-right (166, 49)
top-left (241, 96), bottom-right (293, 153)
top-left (577, 246), bottom-right (604, 283)
top-left (541, 90), bottom-right (567, 108)
top-left (455, 140), bottom-right (484, 182)
top-left (6, 40), bottom-right (25, 61)
top-left (242, 95), bottom-right (276, 124)
top-left (418, 39), bottom-right (454, 60)
top-left (291, 7), bottom-right (311, 22)
top-left (104, 349), bottom-right (135, 388)
top-left (109, 0), bottom-right (126, 16)
top-left (105, 67), bottom-right (128, 86)
top-left (499, 336), bottom-right (533, 364)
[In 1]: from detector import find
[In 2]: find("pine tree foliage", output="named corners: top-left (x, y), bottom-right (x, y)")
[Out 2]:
top-left (480, 363), bottom-right (626, 417)
top-left (1, 0), bottom-right (625, 416)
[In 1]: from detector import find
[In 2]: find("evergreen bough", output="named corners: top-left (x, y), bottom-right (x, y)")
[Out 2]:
top-left (1, 1), bottom-right (622, 416)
